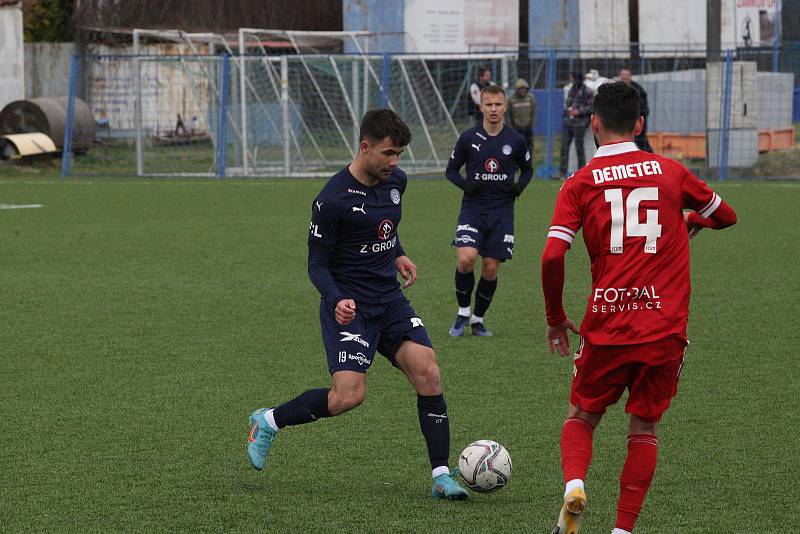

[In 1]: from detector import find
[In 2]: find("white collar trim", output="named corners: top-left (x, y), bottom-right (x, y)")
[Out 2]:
top-left (592, 142), bottom-right (639, 159)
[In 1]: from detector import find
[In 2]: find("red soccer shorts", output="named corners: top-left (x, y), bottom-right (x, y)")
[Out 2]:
top-left (570, 335), bottom-right (688, 422)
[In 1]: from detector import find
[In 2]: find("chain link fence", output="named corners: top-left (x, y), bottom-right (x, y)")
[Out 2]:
top-left (61, 43), bottom-right (799, 180)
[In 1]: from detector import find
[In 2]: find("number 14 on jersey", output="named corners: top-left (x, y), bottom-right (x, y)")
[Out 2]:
top-left (604, 187), bottom-right (662, 254)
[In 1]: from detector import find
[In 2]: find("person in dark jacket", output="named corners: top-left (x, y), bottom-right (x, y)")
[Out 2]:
top-left (469, 67), bottom-right (492, 123)
top-left (559, 72), bottom-right (594, 177)
top-left (619, 68), bottom-right (654, 152)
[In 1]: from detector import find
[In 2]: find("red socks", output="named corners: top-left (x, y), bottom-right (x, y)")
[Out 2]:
top-left (560, 417), bottom-right (595, 483)
top-left (615, 434), bottom-right (659, 532)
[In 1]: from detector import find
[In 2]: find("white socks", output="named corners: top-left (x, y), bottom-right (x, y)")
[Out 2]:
top-left (469, 315), bottom-right (484, 324)
top-left (457, 306), bottom-right (471, 317)
top-left (432, 466), bottom-right (450, 479)
top-left (265, 408), bottom-right (280, 432)
top-left (611, 529), bottom-right (631, 534)
top-left (564, 478), bottom-right (584, 497)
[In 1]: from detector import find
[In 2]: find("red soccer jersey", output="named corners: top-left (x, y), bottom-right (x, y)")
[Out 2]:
top-left (547, 142), bottom-right (722, 345)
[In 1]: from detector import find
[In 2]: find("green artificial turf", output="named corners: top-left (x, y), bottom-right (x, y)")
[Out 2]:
top-left (0, 173), bottom-right (797, 532)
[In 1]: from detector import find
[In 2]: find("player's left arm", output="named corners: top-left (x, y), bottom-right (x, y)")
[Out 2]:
top-left (680, 166), bottom-right (738, 238)
top-left (509, 137), bottom-right (533, 197)
top-left (393, 236), bottom-right (416, 288)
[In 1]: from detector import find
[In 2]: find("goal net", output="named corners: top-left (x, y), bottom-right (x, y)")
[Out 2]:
top-left (234, 30), bottom-right (517, 176)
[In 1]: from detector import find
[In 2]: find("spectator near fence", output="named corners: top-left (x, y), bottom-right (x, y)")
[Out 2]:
top-left (559, 72), bottom-right (594, 178)
top-left (469, 67), bottom-right (493, 123)
top-left (619, 68), bottom-right (654, 153)
top-left (507, 78), bottom-right (537, 155)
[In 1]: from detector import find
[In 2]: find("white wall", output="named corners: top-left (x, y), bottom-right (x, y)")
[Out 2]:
top-left (25, 43), bottom-right (75, 99)
top-left (404, 0), bottom-right (518, 53)
top-left (638, 1), bottom-right (706, 53)
top-left (638, 0), bottom-right (780, 53)
top-left (0, 5), bottom-right (24, 111)
top-left (578, 0), bottom-right (629, 51)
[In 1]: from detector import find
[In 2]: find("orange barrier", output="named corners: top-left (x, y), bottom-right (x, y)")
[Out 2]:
top-left (758, 128), bottom-right (795, 152)
top-left (648, 129), bottom-right (795, 159)
top-left (649, 133), bottom-right (706, 159)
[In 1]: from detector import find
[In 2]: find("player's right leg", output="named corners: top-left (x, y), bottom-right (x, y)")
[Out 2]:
top-left (246, 303), bottom-right (377, 471)
top-left (247, 372), bottom-right (366, 470)
top-left (552, 406), bottom-right (602, 534)
top-left (450, 222), bottom-right (480, 336)
top-left (553, 337), bottom-right (623, 534)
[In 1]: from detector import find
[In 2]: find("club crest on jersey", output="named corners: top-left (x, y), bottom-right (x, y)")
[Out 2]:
top-left (502, 144), bottom-right (512, 155)
top-left (377, 219), bottom-right (394, 240)
top-left (484, 158), bottom-right (500, 173)
top-left (390, 188), bottom-right (401, 205)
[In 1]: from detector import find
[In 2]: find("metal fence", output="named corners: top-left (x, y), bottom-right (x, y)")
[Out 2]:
top-left (61, 43), bottom-right (800, 180)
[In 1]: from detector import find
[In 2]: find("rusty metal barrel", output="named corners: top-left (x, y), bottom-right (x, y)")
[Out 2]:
top-left (0, 97), bottom-right (95, 151)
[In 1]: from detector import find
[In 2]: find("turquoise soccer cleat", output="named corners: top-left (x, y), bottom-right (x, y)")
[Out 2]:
top-left (431, 469), bottom-right (469, 500)
top-left (247, 408), bottom-right (277, 471)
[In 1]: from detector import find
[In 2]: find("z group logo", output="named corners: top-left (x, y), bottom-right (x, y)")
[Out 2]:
top-left (377, 219), bottom-right (394, 240)
top-left (484, 158), bottom-right (500, 173)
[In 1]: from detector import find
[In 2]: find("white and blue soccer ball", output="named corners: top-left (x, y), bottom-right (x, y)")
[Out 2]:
top-left (457, 440), bottom-right (512, 493)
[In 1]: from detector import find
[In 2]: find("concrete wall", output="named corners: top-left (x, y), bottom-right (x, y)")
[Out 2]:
top-left (0, 4), bottom-right (24, 111)
top-left (638, 68), bottom-right (794, 134)
top-left (25, 43), bottom-right (75, 99)
top-left (758, 72), bottom-right (795, 129)
top-left (577, 0), bottom-right (628, 50)
top-left (22, 43), bottom-right (215, 135)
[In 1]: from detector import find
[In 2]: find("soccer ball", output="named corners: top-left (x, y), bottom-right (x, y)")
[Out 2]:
top-left (457, 440), bottom-right (512, 493)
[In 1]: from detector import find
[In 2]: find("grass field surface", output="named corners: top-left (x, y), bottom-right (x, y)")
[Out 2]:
top-left (1, 171), bottom-right (798, 532)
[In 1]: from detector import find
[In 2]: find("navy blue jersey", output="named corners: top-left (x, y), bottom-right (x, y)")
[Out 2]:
top-left (446, 124), bottom-right (533, 214)
top-left (308, 166), bottom-right (406, 306)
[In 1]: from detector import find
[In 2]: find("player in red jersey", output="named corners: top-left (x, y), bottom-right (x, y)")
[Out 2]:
top-left (541, 82), bottom-right (737, 534)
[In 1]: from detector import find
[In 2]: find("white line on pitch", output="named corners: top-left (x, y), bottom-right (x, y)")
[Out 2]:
top-left (0, 204), bottom-right (43, 209)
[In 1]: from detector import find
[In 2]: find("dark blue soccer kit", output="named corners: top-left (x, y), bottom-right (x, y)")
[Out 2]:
top-left (307, 166), bottom-right (432, 374)
top-left (446, 124), bottom-right (533, 260)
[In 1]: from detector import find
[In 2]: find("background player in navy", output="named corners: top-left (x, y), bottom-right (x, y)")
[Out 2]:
top-left (246, 109), bottom-right (468, 500)
top-left (446, 84), bottom-right (533, 337)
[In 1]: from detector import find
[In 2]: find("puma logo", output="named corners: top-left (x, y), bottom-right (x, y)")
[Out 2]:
top-left (352, 204), bottom-right (366, 214)
top-left (471, 143), bottom-right (481, 151)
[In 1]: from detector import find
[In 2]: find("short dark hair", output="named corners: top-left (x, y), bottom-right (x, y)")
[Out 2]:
top-left (480, 84), bottom-right (505, 101)
top-left (592, 81), bottom-right (641, 135)
top-left (359, 109), bottom-right (412, 147)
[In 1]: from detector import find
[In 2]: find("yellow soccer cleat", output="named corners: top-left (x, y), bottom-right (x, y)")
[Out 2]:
top-left (550, 487), bottom-right (587, 534)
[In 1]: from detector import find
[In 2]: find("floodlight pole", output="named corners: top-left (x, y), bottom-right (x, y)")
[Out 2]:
top-left (133, 29), bottom-right (144, 176)
top-left (239, 30), bottom-right (249, 176)
top-left (706, 0), bottom-right (721, 178)
top-left (281, 56), bottom-right (290, 175)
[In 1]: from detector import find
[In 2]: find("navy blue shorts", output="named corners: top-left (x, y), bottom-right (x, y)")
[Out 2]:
top-left (452, 211), bottom-right (515, 261)
top-left (320, 297), bottom-right (433, 374)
